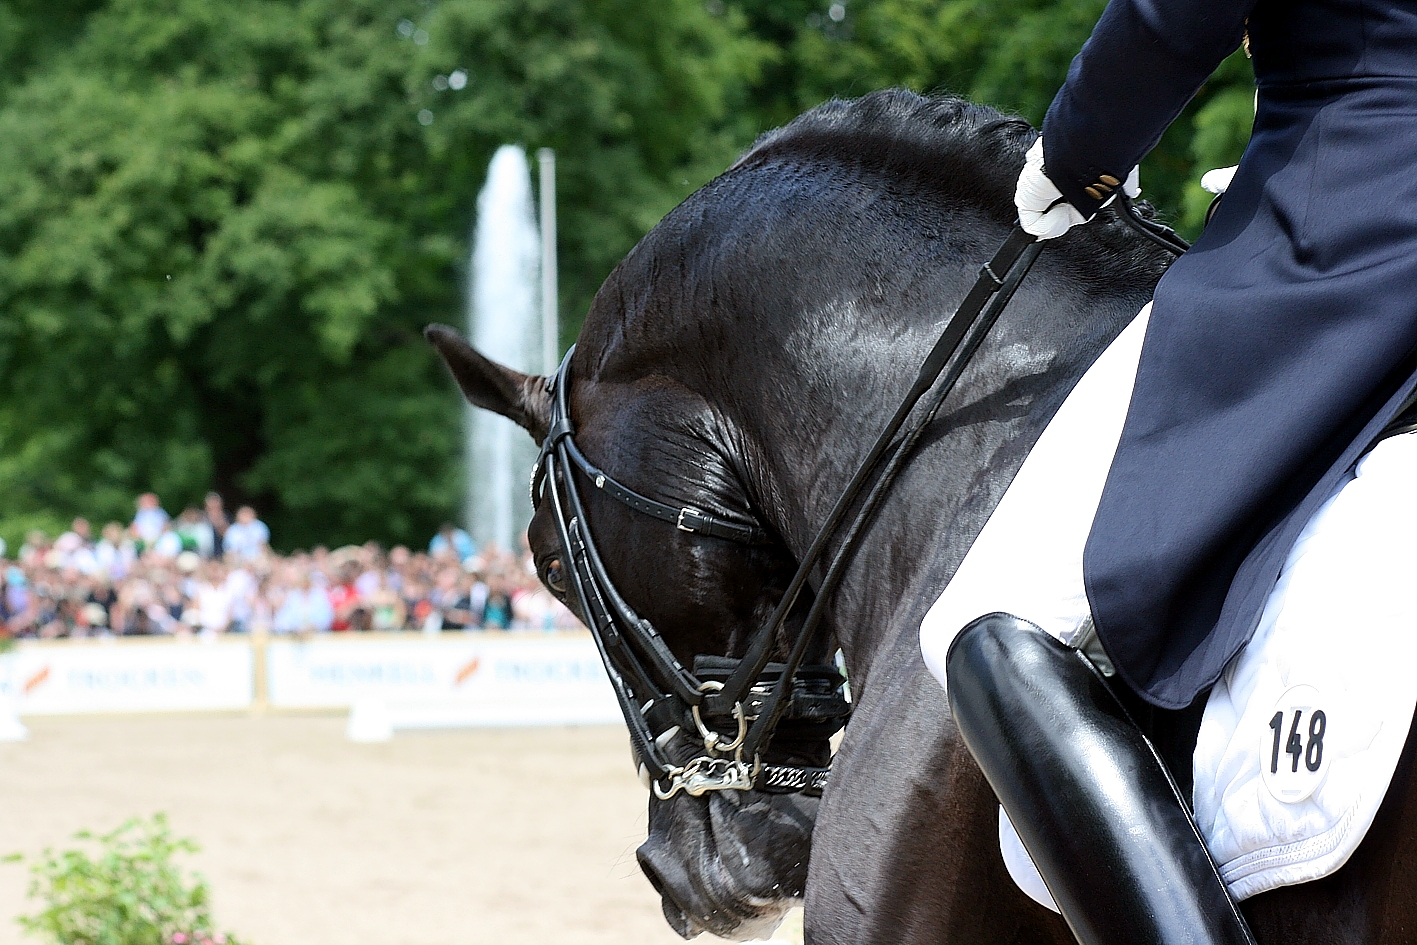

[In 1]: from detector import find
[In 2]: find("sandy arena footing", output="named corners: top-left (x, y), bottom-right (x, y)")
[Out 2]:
top-left (0, 714), bottom-right (800, 945)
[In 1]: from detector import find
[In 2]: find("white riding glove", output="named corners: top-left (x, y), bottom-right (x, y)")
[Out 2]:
top-left (1200, 165), bottom-right (1238, 195)
top-left (1015, 137), bottom-right (1140, 240)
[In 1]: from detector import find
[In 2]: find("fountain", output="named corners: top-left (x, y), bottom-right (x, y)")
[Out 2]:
top-left (466, 145), bottom-right (543, 556)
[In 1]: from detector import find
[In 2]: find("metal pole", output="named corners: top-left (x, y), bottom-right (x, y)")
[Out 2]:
top-left (537, 148), bottom-right (558, 375)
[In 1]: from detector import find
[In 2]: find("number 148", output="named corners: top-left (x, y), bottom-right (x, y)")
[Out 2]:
top-left (1269, 708), bottom-right (1326, 775)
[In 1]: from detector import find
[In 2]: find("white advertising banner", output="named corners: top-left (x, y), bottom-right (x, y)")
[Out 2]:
top-left (0, 640), bottom-right (254, 715)
top-left (265, 634), bottom-right (621, 727)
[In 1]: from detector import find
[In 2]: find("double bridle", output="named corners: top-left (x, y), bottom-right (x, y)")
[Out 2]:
top-left (534, 199), bottom-right (1187, 802)
top-left (534, 347), bottom-right (850, 799)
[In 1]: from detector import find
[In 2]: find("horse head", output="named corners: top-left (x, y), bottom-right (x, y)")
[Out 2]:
top-left (425, 326), bottom-right (821, 939)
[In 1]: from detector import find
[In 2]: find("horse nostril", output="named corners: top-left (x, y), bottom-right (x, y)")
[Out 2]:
top-left (636, 845), bottom-right (671, 899)
top-left (636, 843), bottom-right (700, 939)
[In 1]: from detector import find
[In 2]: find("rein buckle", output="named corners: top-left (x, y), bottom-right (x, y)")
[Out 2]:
top-left (676, 508), bottom-right (702, 532)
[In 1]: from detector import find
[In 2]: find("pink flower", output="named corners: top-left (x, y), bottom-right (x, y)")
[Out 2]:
top-left (215, 936), bottom-right (227, 944)
top-left (172, 934), bottom-right (188, 944)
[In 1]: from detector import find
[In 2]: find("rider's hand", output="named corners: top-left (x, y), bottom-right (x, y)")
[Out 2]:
top-left (1200, 165), bottom-right (1238, 195)
top-left (1015, 138), bottom-right (1139, 240)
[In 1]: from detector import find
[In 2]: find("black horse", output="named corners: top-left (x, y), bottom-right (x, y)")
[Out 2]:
top-left (428, 90), bottom-right (1417, 943)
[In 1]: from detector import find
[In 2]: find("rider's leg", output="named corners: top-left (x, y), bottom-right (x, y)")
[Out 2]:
top-left (945, 612), bottom-right (1257, 945)
top-left (920, 305), bottom-right (1252, 940)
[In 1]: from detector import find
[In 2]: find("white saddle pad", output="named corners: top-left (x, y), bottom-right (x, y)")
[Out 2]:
top-left (919, 305), bottom-right (1417, 911)
top-left (1191, 429), bottom-right (1417, 901)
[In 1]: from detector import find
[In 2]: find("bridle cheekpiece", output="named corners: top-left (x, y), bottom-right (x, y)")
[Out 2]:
top-left (533, 347), bottom-right (848, 800)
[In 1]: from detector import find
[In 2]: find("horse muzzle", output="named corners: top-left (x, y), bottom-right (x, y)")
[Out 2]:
top-left (636, 789), bottom-right (816, 940)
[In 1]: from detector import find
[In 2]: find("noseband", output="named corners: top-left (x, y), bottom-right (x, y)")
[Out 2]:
top-left (534, 207), bottom-right (1187, 802)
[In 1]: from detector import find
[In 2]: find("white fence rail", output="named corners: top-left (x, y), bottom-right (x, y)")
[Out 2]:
top-left (0, 632), bottom-right (619, 725)
top-left (266, 635), bottom-right (620, 726)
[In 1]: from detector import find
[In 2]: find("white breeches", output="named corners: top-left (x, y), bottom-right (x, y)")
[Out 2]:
top-left (918, 303), bottom-right (1151, 670)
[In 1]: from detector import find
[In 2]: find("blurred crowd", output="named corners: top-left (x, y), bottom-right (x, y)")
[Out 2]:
top-left (0, 493), bottom-right (576, 639)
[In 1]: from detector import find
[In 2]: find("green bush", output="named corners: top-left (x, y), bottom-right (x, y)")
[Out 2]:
top-left (8, 815), bottom-right (247, 945)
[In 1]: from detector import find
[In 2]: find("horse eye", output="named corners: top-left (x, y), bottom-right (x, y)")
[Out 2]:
top-left (544, 559), bottom-right (566, 594)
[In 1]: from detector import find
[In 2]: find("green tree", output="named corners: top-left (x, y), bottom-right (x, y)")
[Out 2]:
top-left (731, 0), bottom-right (1256, 232)
top-left (0, 0), bottom-right (766, 549)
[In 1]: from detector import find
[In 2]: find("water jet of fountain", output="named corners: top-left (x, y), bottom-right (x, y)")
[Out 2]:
top-left (466, 145), bottom-right (542, 557)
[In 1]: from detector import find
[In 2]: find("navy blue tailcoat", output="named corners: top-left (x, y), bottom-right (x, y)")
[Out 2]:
top-left (1042, 0), bottom-right (1417, 708)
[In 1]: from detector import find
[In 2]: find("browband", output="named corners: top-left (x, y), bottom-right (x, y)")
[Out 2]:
top-left (559, 421), bottom-right (773, 546)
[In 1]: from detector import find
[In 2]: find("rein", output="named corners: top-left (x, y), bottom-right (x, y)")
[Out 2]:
top-left (536, 201), bottom-right (1188, 801)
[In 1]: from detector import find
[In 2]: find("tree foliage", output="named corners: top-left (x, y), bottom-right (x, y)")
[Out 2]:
top-left (731, 0), bottom-right (1255, 229)
top-left (0, 0), bottom-right (1255, 550)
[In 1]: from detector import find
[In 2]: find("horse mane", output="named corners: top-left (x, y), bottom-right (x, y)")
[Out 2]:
top-left (730, 89), bottom-right (1171, 291)
top-left (582, 89), bottom-right (1171, 371)
top-left (735, 90), bottom-right (1033, 216)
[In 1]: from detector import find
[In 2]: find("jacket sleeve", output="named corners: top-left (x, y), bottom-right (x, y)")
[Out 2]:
top-left (1042, 0), bottom-right (1256, 217)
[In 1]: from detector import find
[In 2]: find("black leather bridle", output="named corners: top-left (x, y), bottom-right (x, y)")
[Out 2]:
top-left (534, 202), bottom-right (1187, 802)
top-left (534, 347), bottom-right (851, 798)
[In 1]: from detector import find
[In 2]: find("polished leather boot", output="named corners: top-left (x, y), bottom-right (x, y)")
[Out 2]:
top-left (945, 612), bottom-right (1256, 945)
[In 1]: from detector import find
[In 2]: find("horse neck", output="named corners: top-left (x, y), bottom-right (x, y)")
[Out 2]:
top-left (720, 264), bottom-right (1146, 691)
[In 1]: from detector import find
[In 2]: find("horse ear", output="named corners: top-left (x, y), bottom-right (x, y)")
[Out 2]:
top-left (424, 324), bottom-right (551, 443)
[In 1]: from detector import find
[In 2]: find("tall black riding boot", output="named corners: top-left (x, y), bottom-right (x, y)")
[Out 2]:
top-left (945, 612), bottom-right (1256, 945)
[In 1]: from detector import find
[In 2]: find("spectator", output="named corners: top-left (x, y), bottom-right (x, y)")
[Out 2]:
top-left (387, 546), bottom-right (411, 590)
top-left (54, 518), bottom-right (97, 573)
top-left (480, 571), bottom-right (513, 629)
top-left (273, 570), bottom-right (334, 634)
top-left (131, 493), bottom-right (170, 548)
top-left (87, 577), bottom-right (118, 632)
top-left (429, 522), bottom-right (476, 563)
top-left (513, 580), bottom-right (560, 630)
top-left (0, 568), bottom-right (15, 626)
top-left (192, 561), bottom-right (233, 634)
top-left (52, 576), bottom-right (87, 638)
top-left (3, 567), bottom-right (32, 634)
top-left (222, 506), bottom-right (270, 561)
top-left (403, 576), bottom-right (434, 630)
top-left (176, 507), bottom-right (216, 558)
top-left (367, 573), bottom-right (407, 631)
top-left (110, 567), bottom-right (164, 635)
top-left (429, 567), bottom-right (477, 630)
top-left (148, 522), bottom-right (183, 560)
top-left (224, 562), bottom-right (258, 633)
top-left (354, 544), bottom-right (384, 599)
top-left (94, 522), bottom-right (137, 580)
top-left (247, 570), bottom-right (275, 635)
top-left (0, 489), bottom-right (587, 639)
top-left (154, 569), bottom-right (185, 630)
top-left (19, 530), bottom-right (50, 567)
top-left (75, 601), bottom-right (108, 637)
top-left (204, 492), bottom-right (230, 555)
top-left (327, 561), bottom-right (364, 632)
